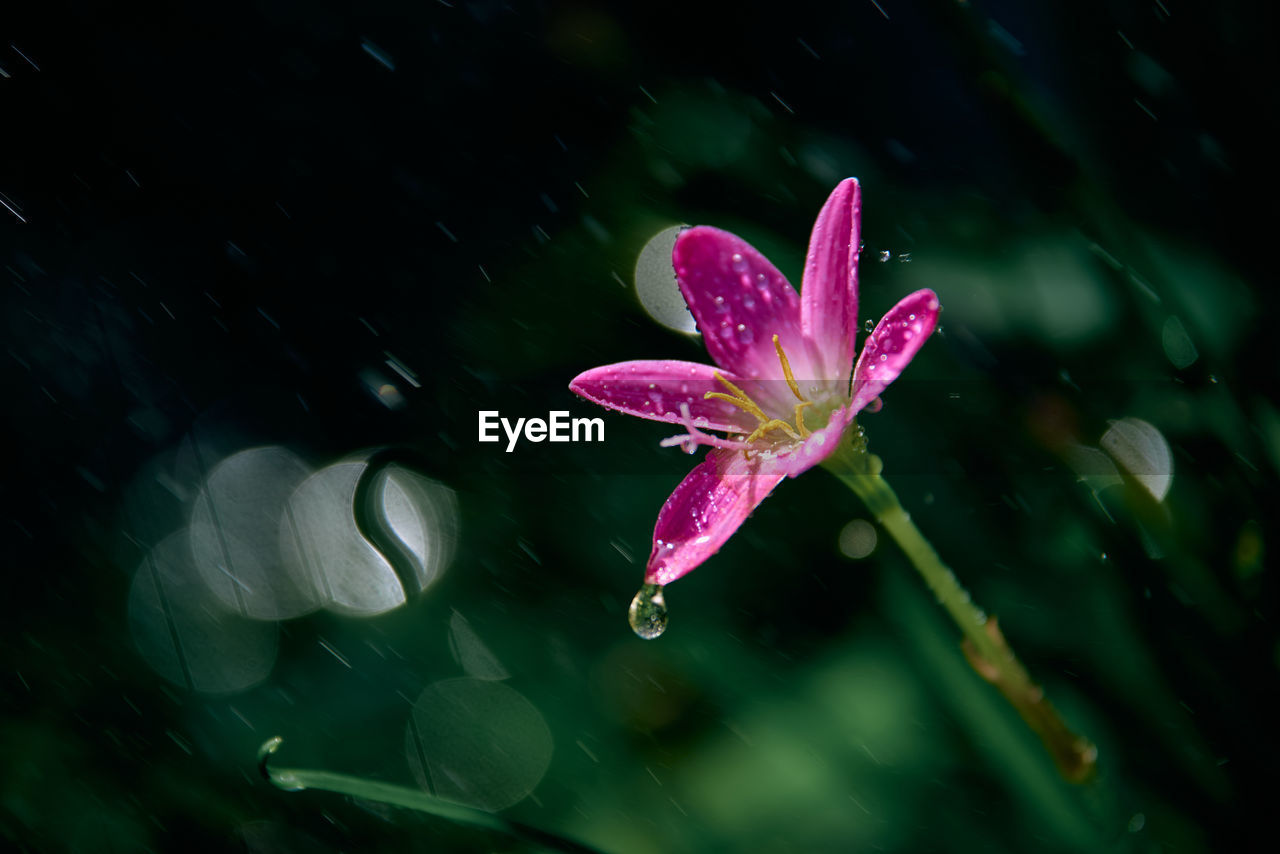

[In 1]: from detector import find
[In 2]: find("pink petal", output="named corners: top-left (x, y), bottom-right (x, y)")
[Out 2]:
top-left (850, 289), bottom-right (940, 413)
top-left (645, 448), bottom-right (787, 586)
top-left (569, 360), bottom-right (759, 433)
top-left (800, 178), bottom-right (862, 383)
top-left (673, 226), bottom-right (816, 384)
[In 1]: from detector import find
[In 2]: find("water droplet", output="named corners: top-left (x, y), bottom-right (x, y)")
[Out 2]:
top-left (879, 250), bottom-right (891, 262)
top-left (628, 583), bottom-right (668, 639)
top-left (864, 319), bottom-right (874, 332)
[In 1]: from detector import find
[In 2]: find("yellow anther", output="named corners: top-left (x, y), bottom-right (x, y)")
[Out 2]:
top-left (704, 341), bottom-right (817, 449)
top-left (709, 372), bottom-right (755, 407)
top-left (792, 401), bottom-right (812, 438)
top-left (746, 419), bottom-right (801, 444)
top-left (704, 383), bottom-right (771, 425)
top-left (772, 334), bottom-right (805, 402)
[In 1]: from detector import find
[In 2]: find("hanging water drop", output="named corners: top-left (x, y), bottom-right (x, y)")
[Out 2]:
top-left (628, 583), bottom-right (668, 639)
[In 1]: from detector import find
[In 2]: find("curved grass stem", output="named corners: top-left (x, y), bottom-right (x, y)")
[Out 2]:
top-left (257, 737), bottom-right (600, 853)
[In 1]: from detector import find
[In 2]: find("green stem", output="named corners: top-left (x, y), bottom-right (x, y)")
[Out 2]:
top-left (257, 737), bottom-right (599, 853)
top-left (824, 437), bottom-right (1097, 783)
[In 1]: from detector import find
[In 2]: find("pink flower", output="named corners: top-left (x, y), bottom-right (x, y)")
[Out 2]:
top-left (570, 179), bottom-right (939, 636)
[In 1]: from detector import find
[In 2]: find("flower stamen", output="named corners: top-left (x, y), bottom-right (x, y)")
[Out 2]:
top-left (792, 401), bottom-right (812, 438)
top-left (772, 335), bottom-right (805, 403)
top-left (705, 388), bottom-right (771, 424)
top-left (745, 418), bottom-right (802, 444)
top-left (706, 372), bottom-right (784, 436)
top-left (772, 335), bottom-right (814, 437)
top-left (703, 337), bottom-right (818, 445)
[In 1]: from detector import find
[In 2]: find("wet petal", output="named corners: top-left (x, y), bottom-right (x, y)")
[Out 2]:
top-left (801, 178), bottom-right (861, 382)
top-left (645, 449), bottom-right (787, 586)
top-left (851, 289), bottom-right (940, 412)
top-left (569, 360), bottom-right (759, 433)
top-left (673, 226), bottom-right (816, 383)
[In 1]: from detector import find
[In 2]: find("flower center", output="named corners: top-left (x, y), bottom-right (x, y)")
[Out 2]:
top-left (705, 335), bottom-right (814, 445)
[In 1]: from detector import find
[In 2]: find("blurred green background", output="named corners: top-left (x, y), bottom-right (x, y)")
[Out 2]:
top-left (3, 1), bottom-right (1277, 851)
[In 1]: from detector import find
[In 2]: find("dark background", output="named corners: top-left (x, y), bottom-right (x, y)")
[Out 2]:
top-left (3, 1), bottom-right (1278, 851)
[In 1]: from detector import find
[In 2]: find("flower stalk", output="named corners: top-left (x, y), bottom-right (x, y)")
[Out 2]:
top-left (571, 179), bottom-right (1096, 783)
top-left (824, 436), bottom-right (1098, 784)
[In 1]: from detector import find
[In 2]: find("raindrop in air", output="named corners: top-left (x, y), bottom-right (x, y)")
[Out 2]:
top-left (864, 319), bottom-right (874, 333)
top-left (628, 583), bottom-right (668, 639)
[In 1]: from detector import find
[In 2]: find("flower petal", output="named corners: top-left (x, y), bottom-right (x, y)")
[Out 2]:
top-left (850, 289), bottom-right (940, 412)
top-left (645, 449), bottom-right (787, 586)
top-left (569, 360), bottom-right (759, 433)
top-left (673, 226), bottom-right (815, 383)
top-left (801, 178), bottom-right (861, 382)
